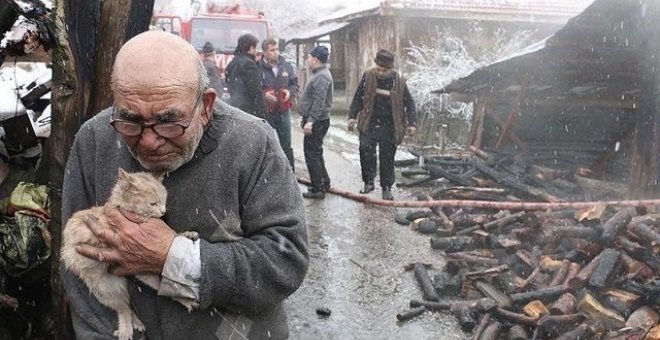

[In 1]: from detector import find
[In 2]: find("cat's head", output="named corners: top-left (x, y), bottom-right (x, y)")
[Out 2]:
top-left (109, 168), bottom-right (167, 218)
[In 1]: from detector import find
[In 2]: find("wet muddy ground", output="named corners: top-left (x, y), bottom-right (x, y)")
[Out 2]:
top-left (285, 118), bottom-right (466, 339)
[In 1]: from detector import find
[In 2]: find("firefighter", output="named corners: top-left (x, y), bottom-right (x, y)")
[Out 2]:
top-left (258, 38), bottom-right (298, 170)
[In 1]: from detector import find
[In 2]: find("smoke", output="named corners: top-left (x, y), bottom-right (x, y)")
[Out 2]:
top-left (404, 25), bottom-right (536, 146)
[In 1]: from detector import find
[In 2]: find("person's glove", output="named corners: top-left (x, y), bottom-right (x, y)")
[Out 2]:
top-left (406, 126), bottom-right (417, 136)
top-left (347, 118), bottom-right (357, 132)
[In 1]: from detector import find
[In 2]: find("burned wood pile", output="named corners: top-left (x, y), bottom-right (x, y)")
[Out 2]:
top-left (396, 202), bottom-right (660, 339)
top-left (397, 146), bottom-right (628, 203)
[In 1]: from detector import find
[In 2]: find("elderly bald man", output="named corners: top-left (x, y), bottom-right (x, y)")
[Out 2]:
top-left (60, 31), bottom-right (308, 340)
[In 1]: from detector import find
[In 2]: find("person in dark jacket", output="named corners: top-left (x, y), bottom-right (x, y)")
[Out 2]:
top-left (202, 41), bottom-right (224, 98)
top-left (225, 33), bottom-right (267, 118)
top-left (299, 45), bottom-right (333, 199)
top-left (258, 38), bottom-right (298, 170)
top-left (348, 49), bottom-right (417, 200)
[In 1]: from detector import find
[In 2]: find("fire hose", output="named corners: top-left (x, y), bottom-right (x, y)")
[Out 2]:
top-left (297, 176), bottom-right (660, 211)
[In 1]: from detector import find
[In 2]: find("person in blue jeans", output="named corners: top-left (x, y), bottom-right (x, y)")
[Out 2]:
top-left (299, 46), bottom-right (333, 199)
top-left (258, 38), bottom-right (298, 170)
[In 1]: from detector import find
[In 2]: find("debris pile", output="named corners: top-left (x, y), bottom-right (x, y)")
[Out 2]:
top-left (397, 146), bottom-right (628, 203)
top-left (396, 191), bottom-right (659, 339)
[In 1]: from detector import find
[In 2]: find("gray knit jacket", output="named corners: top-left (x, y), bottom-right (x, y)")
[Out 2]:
top-left (60, 101), bottom-right (308, 340)
top-left (298, 65), bottom-right (333, 123)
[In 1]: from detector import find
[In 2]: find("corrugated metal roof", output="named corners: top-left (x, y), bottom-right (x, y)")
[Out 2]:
top-left (389, 0), bottom-right (592, 15)
top-left (287, 22), bottom-right (351, 44)
top-left (320, 0), bottom-right (594, 25)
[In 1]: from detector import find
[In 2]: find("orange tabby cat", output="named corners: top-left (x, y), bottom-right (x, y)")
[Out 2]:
top-left (61, 169), bottom-right (197, 340)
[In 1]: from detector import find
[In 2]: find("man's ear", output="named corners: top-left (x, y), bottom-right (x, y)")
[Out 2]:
top-left (202, 90), bottom-right (216, 122)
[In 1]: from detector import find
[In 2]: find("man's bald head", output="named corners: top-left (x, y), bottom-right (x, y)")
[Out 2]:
top-left (111, 31), bottom-right (207, 95)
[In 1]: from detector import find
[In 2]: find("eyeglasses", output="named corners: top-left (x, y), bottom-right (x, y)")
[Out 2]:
top-left (110, 92), bottom-right (204, 139)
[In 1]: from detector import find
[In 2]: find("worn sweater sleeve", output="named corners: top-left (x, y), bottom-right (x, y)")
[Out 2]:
top-left (198, 125), bottom-right (309, 313)
top-left (349, 73), bottom-right (367, 119)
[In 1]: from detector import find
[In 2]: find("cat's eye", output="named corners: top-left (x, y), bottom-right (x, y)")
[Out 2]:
top-left (150, 202), bottom-right (158, 206)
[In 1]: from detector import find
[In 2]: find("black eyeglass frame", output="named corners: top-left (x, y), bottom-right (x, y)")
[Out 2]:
top-left (110, 91), bottom-right (205, 139)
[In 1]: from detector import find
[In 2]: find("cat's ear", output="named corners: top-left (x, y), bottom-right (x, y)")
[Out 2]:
top-left (117, 168), bottom-right (129, 180)
top-left (152, 171), bottom-right (165, 182)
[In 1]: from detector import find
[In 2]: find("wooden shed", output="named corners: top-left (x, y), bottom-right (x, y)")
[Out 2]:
top-left (438, 0), bottom-right (660, 197)
top-left (289, 0), bottom-right (592, 105)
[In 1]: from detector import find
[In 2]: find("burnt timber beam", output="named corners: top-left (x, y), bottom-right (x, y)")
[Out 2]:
top-left (449, 93), bottom-right (637, 110)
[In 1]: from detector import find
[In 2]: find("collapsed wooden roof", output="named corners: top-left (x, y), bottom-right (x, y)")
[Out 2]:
top-left (436, 0), bottom-right (649, 183)
top-left (438, 0), bottom-right (642, 110)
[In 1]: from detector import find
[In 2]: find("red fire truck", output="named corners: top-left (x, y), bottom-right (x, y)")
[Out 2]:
top-left (152, 2), bottom-right (272, 74)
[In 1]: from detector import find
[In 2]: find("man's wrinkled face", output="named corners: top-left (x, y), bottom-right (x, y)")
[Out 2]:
top-left (264, 43), bottom-right (279, 64)
top-left (113, 87), bottom-right (209, 173)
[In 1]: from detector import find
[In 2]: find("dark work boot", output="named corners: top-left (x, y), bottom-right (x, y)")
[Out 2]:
top-left (382, 187), bottom-right (394, 201)
top-left (360, 182), bottom-right (375, 194)
top-left (302, 189), bottom-right (325, 199)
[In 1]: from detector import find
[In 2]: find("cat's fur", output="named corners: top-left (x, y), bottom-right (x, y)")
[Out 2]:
top-left (61, 169), bottom-right (198, 340)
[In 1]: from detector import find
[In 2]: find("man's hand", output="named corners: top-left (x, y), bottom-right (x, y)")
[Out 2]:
top-left (264, 91), bottom-right (277, 105)
top-left (347, 118), bottom-right (356, 132)
top-left (406, 126), bottom-right (417, 136)
top-left (303, 121), bottom-right (313, 135)
top-left (75, 207), bottom-right (177, 276)
top-left (281, 89), bottom-right (290, 102)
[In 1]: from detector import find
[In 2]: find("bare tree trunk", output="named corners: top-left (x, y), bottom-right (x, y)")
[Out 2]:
top-left (38, 0), bottom-right (154, 338)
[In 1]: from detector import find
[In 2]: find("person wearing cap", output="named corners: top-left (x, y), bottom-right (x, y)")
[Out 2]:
top-left (348, 49), bottom-right (417, 200)
top-left (225, 33), bottom-right (268, 118)
top-left (258, 38), bottom-right (298, 170)
top-left (299, 45), bottom-right (333, 199)
top-left (202, 41), bottom-right (224, 99)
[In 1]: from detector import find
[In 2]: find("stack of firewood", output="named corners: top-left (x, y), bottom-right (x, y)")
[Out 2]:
top-left (397, 204), bottom-right (660, 339)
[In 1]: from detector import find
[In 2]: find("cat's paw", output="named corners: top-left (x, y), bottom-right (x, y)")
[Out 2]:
top-left (176, 298), bottom-right (199, 313)
top-left (114, 326), bottom-right (134, 340)
top-left (132, 312), bottom-right (145, 332)
top-left (180, 231), bottom-right (199, 241)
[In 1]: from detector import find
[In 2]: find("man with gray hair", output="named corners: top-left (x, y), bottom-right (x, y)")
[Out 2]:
top-left (60, 31), bottom-right (308, 340)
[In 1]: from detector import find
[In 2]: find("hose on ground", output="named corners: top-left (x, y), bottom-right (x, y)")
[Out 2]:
top-left (296, 176), bottom-right (660, 211)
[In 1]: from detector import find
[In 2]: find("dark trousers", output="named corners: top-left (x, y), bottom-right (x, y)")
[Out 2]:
top-left (303, 118), bottom-right (331, 191)
top-left (359, 124), bottom-right (396, 189)
top-left (266, 110), bottom-right (294, 170)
